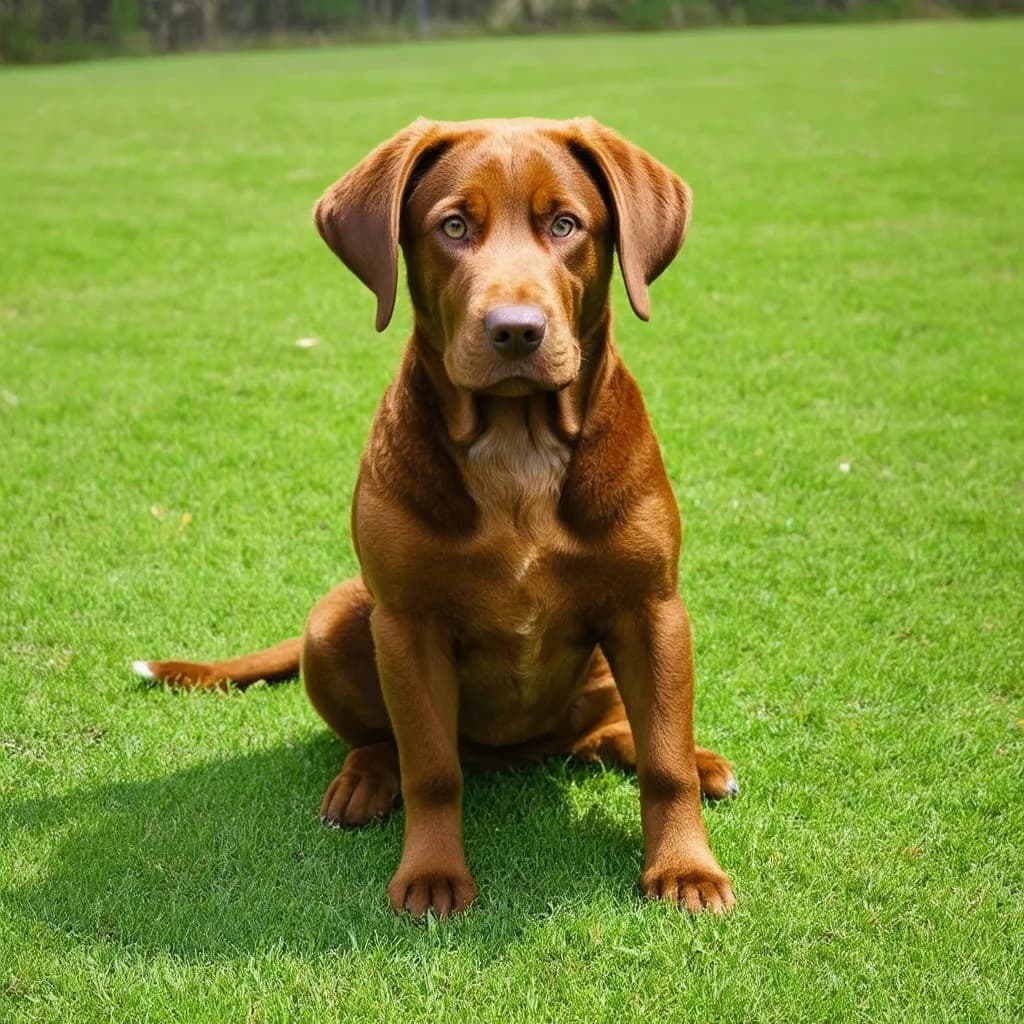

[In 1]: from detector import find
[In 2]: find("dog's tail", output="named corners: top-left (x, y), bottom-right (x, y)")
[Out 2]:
top-left (131, 636), bottom-right (302, 690)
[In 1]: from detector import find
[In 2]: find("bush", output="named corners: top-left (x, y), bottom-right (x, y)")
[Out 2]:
top-left (3, 0), bottom-right (1023, 63)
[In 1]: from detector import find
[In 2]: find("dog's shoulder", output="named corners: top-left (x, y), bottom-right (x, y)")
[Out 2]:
top-left (560, 358), bottom-right (680, 547)
top-left (360, 349), bottom-right (478, 537)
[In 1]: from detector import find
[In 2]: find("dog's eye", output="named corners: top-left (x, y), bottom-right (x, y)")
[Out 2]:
top-left (550, 215), bottom-right (577, 239)
top-left (442, 216), bottom-right (467, 240)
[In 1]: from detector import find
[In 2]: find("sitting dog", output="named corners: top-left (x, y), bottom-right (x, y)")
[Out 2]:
top-left (135, 117), bottom-right (738, 917)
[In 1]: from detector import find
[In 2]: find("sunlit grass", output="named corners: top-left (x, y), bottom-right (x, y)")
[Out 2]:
top-left (1, 20), bottom-right (1022, 1023)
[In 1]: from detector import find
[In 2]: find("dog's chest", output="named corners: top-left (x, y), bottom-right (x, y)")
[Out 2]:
top-left (459, 404), bottom-right (574, 659)
top-left (450, 404), bottom-right (594, 746)
top-left (462, 401), bottom-right (570, 535)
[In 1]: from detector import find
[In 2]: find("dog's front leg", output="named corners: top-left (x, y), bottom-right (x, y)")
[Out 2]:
top-left (371, 606), bottom-right (477, 917)
top-left (604, 595), bottom-right (736, 913)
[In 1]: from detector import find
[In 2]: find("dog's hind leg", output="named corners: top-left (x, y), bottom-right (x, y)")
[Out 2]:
top-left (564, 653), bottom-right (739, 799)
top-left (302, 577), bottom-right (401, 827)
top-left (319, 742), bottom-right (400, 828)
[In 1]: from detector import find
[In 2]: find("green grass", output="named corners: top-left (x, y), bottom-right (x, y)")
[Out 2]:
top-left (2, 20), bottom-right (1023, 1023)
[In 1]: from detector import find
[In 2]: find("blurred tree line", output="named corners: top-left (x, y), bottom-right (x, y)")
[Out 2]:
top-left (1, 0), bottom-right (1020, 62)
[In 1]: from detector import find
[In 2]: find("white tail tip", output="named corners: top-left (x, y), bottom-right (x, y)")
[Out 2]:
top-left (132, 660), bottom-right (155, 679)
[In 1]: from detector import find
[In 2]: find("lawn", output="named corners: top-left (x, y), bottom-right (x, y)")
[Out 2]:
top-left (1, 19), bottom-right (1022, 1023)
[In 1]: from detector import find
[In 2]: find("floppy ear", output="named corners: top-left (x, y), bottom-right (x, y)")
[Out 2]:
top-left (566, 118), bottom-right (692, 322)
top-left (314, 119), bottom-right (442, 332)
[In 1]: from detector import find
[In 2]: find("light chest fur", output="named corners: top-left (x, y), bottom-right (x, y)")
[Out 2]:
top-left (462, 396), bottom-right (570, 540)
top-left (460, 397), bottom-right (569, 646)
top-left (454, 396), bottom-right (583, 744)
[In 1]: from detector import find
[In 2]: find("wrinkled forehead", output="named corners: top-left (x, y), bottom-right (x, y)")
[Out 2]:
top-left (405, 128), bottom-right (608, 225)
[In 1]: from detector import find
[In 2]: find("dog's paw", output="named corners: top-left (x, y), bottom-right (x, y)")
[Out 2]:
top-left (641, 864), bottom-right (736, 914)
top-left (695, 747), bottom-right (739, 800)
top-left (319, 766), bottom-right (399, 829)
top-left (387, 866), bottom-right (478, 918)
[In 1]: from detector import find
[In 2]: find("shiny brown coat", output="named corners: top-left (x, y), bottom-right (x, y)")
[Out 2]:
top-left (138, 117), bottom-right (737, 917)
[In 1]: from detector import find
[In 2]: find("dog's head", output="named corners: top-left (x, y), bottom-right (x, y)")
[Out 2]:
top-left (315, 117), bottom-right (691, 396)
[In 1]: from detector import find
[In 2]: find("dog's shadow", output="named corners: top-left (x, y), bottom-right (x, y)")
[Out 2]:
top-left (6, 729), bottom-right (651, 956)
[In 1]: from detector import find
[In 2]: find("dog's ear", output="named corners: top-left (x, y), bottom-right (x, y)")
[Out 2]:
top-left (565, 118), bottom-right (692, 322)
top-left (314, 119), bottom-right (443, 332)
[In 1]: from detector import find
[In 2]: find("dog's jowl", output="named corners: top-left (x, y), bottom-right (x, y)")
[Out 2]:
top-left (135, 118), bottom-right (738, 917)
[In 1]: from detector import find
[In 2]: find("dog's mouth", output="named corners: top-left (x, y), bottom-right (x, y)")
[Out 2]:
top-left (443, 326), bottom-right (582, 398)
top-left (478, 375), bottom-right (556, 398)
top-left (454, 355), bottom-right (581, 397)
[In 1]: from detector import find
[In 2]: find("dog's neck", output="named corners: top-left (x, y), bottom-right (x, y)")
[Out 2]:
top-left (369, 329), bottom-right (643, 540)
top-left (462, 394), bottom-right (571, 528)
top-left (408, 322), bottom-right (618, 530)
top-left (412, 314), bottom-right (612, 448)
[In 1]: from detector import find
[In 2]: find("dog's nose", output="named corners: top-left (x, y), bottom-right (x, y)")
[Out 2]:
top-left (485, 305), bottom-right (546, 359)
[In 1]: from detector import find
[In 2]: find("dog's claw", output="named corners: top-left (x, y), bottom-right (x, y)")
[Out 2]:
top-left (695, 747), bottom-right (739, 800)
top-left (319, 755), bottom-right (400, 829)
top-left (389, 869), bottom-right (478, 918)
top-left (641, 865), bottom-right (736, 914)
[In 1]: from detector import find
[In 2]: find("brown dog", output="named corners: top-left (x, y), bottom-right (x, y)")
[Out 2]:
top-left (135, 117), bottom-right (737, 916)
